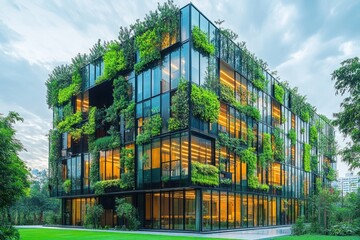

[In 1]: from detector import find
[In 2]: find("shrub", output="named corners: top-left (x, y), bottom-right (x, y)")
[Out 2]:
top-left (191, 161), bottom-right (219, 186)
top-left (115, 198), bottom-right (140, 230)
top-left (191, 84), bottom-right (220, 123)
top-left (0, 225), bottom-right (20, 240)
top-left (274, 83), bottom-right (285, 104)
top-left (329, 223), bottom-right (358, 236)
top-left (93, 179), bottom-right (121, 195)
top-left (84, 204), bottom-right (104, 229)
top-left (63, 179), bottom-right (71, 194)
top-left (192, 26), bottom-right (215, 55)
top-left (99, 42), bottom-right (127, 82)
top-left (134, 29), bottom-right (161, 73)
top-left (303, 143), bottom-right (311, 172)
top-left (309, 125), bottom-right (318, 147)
top-left (292, 216), bottom-right (307, 235)
top-left (288, 128), bottom-right (296, 145)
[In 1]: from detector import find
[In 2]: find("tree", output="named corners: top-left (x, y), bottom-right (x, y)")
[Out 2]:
top-left (332, 57), bottom-right (360, 173)
top-left (84, 204), bottom-right (104, 229)
top-left (115, 198), bottom-right (140, 230)
top-left (0, 112), bottom-right (30, 214)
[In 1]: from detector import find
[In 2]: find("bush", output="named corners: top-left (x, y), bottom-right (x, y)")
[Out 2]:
top-left (292, 216), bottom-right (307, 235)
top-left (84, 204), bottom-right (104, 229)
top-left (329, 223), bottom-right (359, 236)
top-left (0, 225), bottom-right (20, 240)
top-left (115, 198), bottom-right (140, 230)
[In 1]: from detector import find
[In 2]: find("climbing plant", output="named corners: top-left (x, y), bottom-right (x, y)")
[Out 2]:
top-left (273, 128), bottom-right (285, 162)
top-left (252, 66), bottom-right (268, 91)
top-left (274, 83), bottom-right (285, 104)
top-left (288, 128), bottom-right (296, 146)
top-left (120, 148), bottom-right (135, 189)
top-left (136, 114), bottom-right (162, 145)
top-left (191, 83), bottom-right (220, 123)
top-left (192, 26), bottom-right (215, 55)
top-left (303, 143), bottom-right (311, 172)
top-left (134, 29), bottom-right (161, 73)
top-left (57, 111), bottom-right (82, 133)
top-left (309, 125), bottom-right (318, 147)
top-left (259, 133), bottom-right (273, 168)
top-left (240, 147), bottom-right (258, 189)
top-left (168, 79), bottom-right (189, 131)
top-left (97, 41), bottom-right (127, 84)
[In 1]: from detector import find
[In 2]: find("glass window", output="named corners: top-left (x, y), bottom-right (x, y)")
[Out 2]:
top-left (220, 192), bottom-right (228, 229)
top-left (161, 93), bottom-right (170, 133)
top-left (199, 53), bottom-right (208, 86)
top-left (202, 190), bottom-right (211, 230)
top-left (181, 42), bottom-right (190, 80)
top-left (83, 65), bottom-right (89, 89)
top-left (89, 64), bottom-right (95, 86)
top-left (161, 55), bottom-right (170, 93)
top-left (191, 135), bottom-right (212, 164)
top-left (185, 190), bottom-right (196, 230)
top-left (200, 14), bottom-right (208, 35)
top-left (143, 100), bottom-right (151, 118)
top-left (137, 74), bottom-right (143, 102)
top-left (99, 151), bottom-right (106, 180)
top-left (143, 69), bottom-right (151, 99)
top-left (151, 96), bottom-right (160, 114)
top-left (171, 49), bottom-right (180, 89)
top-left (191, 47), bottom-right (199, 84)
top-left (161, 137), bottom-right (170, 177)
top-left (212, 190), bottom-right (219, 230)
top-left (181, 133), bottom-right (189, 177)
top-left (171, 135), bottom-right (181, 178)
top-left (173, 191), bottom-right (184, 230)
top-left (181, 6), bottom-right (190, 41)
top-left (191, 6), bottom-right (199, 28)
top-left (152, 66), bottom-right (161, 96)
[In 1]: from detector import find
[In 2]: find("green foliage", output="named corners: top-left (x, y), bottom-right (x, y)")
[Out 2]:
top-left (191, 84), bottom-right (220, 123)
top-left (309, 125), bottom-right (318, 147)
top-left (191, 161), bottom-right (219, 186)
top-left (93, 179), bottom-right (121, 195)
top-left (134, 29), bottom-right (161, 73)
top-left (240, 147), bottom-right (259, 189)
top-left (304, 143), bottom-right (311, 172)
top-left (253, 66), bottom-right (268, 91)
top-left (168, 80), bottom-right (189, 131)
top-left (259, 133), bottom-right (273, 168)
top-left (84, 204), bottom-right (104, 229)
top-left (247, 127), bottom-right (255, 147)
top-left (326, 166), bottom-right (336, 181)
top-left (192, 26), bottom-right (215, 55)
top-left (220, 178), bottom-right (232, 185)
top-left (57, 111), bottom-right (82, 133)
top-left (136, 114), bottom-right (162, 145)
top-left (106, 76), bottom-right (130, 124)
top-left (218, 132), bottom-right (246, 155)
top-left (82, 107), bottom-right (97, 135)
top-left (220, 83), bottom-right (234, 104)
top-left (329, 223), bottom-right (359, 236)
top-left (273, 128), bottom-right (285, 162)
top-left (289, 128), bottom-right (297, 145)
top-left (248, 175), bottom-right (259, 189)
top-left (290, 88), bottom-right (314, 123)
top-left (292, 216), bottom-right (307, 235)
top-left (94, 136), bottom-right (114, 150)
top-left (48, 129), bottom-right (61, 179)
top-left (63, 179), bottom-right (71, 194)
top-left (124, 101), bottom-right (136, 130)
top-left (46, 65), bottom-right (72, 108)
top-left (98, 42), bottom-right (126, 83)
top-left (274, 83), bottom-right (285, 104)
top-left (0, 224), bottom-right (20, 240)
top-left (119, 148), bottom-right (135, 190)
top-left (258, 183), bottom-right (270, 191)
top-left (88, 39), bottom-right (106, 63)
top-left (58, 83), bottom-right (80, 104)
top-left (0, 112), bottom-right (30, 209)
top-left (115, 198), bottom-right (140, 230)
top-left (311, 155), bottom-right (318, 172)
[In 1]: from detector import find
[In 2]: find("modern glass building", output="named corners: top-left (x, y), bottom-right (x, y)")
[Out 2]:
top-left (48, 2), bottom-right (336, 231)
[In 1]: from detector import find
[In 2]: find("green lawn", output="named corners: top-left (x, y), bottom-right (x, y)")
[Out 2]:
top-left (18, 228), bottom-right (232, 240)
top-left (274, 234), bottom-right (360, 240)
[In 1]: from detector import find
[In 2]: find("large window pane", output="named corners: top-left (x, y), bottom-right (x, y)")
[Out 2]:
top-left (161, 55), bottom-right (170, 93)
top-left (185, 190), bottom-right (196, 230)
top-left (171, 49), bottom-right (180, 89)
top-left (181, 6), bottom-right (190, 41)
top-left (152, 66), bottom-right (161, 96)
top-left (143, 69), bottom-right (151, 99)
top-left (181, 42), bottom-right (190, 80)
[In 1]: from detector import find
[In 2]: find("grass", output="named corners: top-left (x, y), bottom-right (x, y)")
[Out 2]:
top-left (273, 234), bottom-right (360, 240)
top-left (18, 228), bottom-right (234, 240)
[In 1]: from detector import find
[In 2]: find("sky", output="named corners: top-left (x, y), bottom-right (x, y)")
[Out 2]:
top-left (0, 0), bottom-right (359, 177)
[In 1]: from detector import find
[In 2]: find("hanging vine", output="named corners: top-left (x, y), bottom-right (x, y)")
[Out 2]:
top-left (168, 79), bottom-right (189, 131)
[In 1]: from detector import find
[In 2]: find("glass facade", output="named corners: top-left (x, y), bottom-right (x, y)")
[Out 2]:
top-left (49, 3), bottom-right (336, 231)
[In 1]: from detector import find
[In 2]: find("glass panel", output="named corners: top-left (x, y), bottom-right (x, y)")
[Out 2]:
top-left (191, 6), bottom-right (199, 28)
top-left (181, 42), bottom-right (190, 80)
top-left (153, 193), bottom-right (160, 229)
top-left (181, 6), bottom-right (190, 41)
top-left (105, 150), bottom-right (113, 180)
top-left (89, 64), bottom-right (95, 86)
top-left (228, 193), bottom-right (235, 229)
top-left (161, 93), bottom-right (170, 133)
top-left (145, 193), bottom-right (152, 228)
top-left (212, 190), bottom-right (219, 230)
top-left (220, 192), bottom-right (228, 229)
top-left (173, 191), bottom-right (184, 230)
top-left (202, 190), bottom-right (211, 230)
top-left (191, 47), bottom-right (199, 84)
top-left (152, 66), bottom-right (161, 96)
top-left (113, 149), bottom-right (120, 179)
top-left (161, 55), bottom-right (170, 93)
top-left (181, 133), bottom-right (189, 177)
top-left (162, 137), bottom-right (170, 177)
top-left (137, 74), bottom-right (143, 102)
top-left (151, 96), bottom-right (160, 114)
top-left (99, 151), bottom-right (105, 180)
top-left (236, 193), bottom-right (241, 228)
top-left (185, 190), bottom-right (196, 230)
top-left (161, 192), bottom-right (170, 229)
top-left (143, 69), bottom-right (151, 99)
top-left (171, 49), bottom-right (180, 89)
top-left (191, 135), bottom-right (212, 164)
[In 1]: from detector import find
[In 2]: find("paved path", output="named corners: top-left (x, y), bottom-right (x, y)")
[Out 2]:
top-left (17, 225), bottom-right (291, 240)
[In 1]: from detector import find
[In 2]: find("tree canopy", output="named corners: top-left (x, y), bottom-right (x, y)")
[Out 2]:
top-left (332, 57), bottom-right (360, 173)
top-left (0, 112), bottom-right (30, 210)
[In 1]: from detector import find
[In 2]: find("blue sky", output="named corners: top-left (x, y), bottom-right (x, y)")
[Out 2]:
top-left (0, 0), bottom-right (359, 176)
